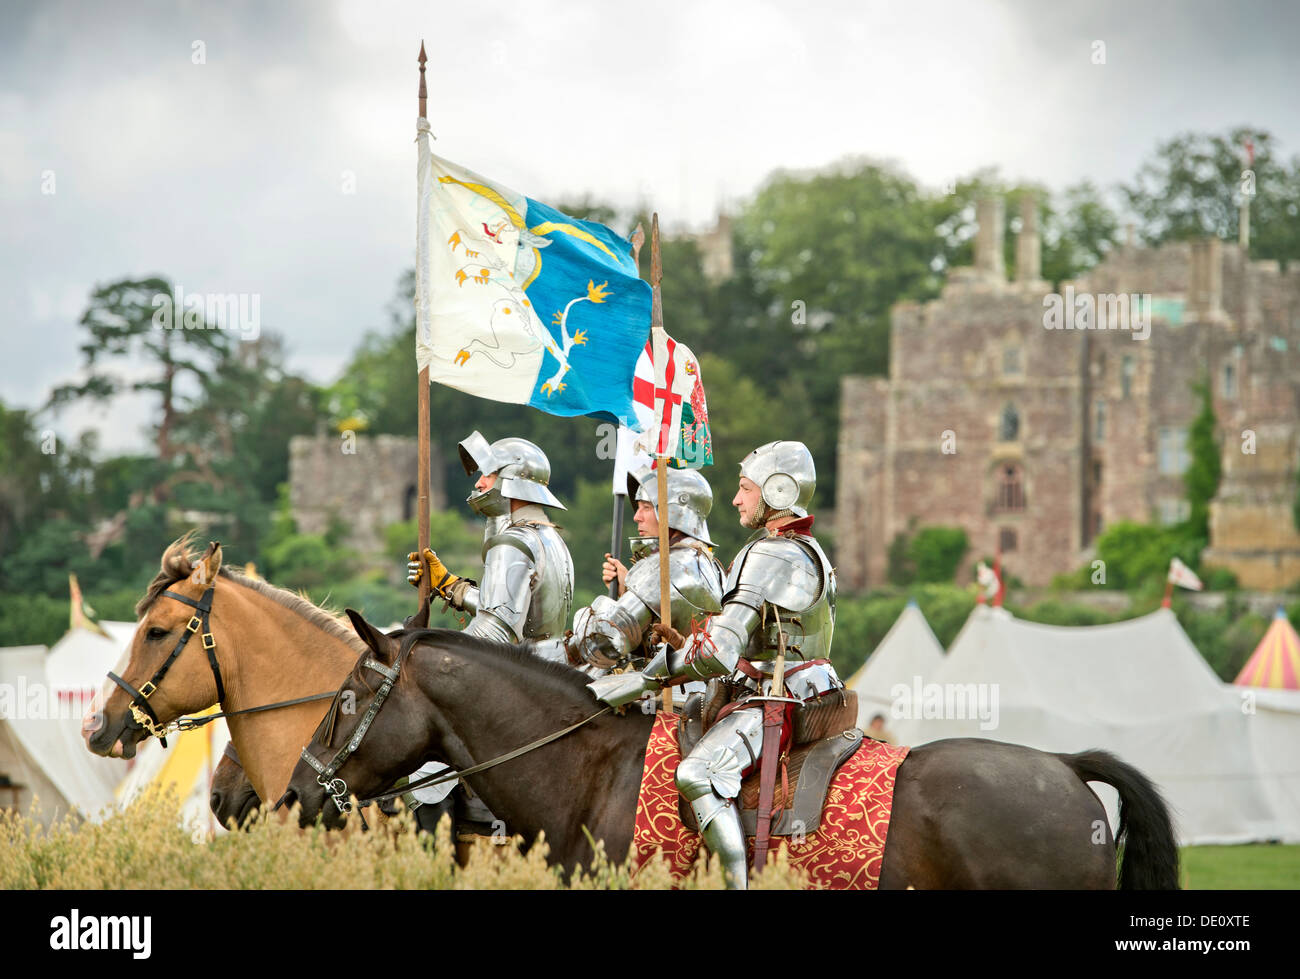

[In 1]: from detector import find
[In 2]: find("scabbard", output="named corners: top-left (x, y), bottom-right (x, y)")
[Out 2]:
top-left (752, 700), bottom-right (787, 873)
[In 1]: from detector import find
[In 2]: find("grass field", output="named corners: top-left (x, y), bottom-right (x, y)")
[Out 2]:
top-left (1179, 844), bottom-right (1300, 889)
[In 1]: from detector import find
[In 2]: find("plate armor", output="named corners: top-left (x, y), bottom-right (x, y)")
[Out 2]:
top-left (456, 506), bottom-right (574, 644)
top-left (588, 441), bottom-right (840, 889)
top-left (563, 541), bottom-right (723, 670)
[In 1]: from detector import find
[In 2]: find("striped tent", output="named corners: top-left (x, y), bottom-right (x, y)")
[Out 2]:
top-left (1234, 608), bottom-right (1300, 690)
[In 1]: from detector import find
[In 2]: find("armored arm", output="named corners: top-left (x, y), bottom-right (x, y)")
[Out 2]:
top-left (570, 593), bottom-right (655, 668)
top-left (463, 531), bottom-right (538, 643)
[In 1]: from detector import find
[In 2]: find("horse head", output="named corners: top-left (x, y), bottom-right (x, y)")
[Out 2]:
top-left (277, 609), bottom-right (438, 828)
top-left (210, 745), bottom-right (261, 830)
top-left (84, 536), bottom-right (229, 759)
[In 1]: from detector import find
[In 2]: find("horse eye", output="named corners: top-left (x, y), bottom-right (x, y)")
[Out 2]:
top-left (147, 627), bottom-right (169, 641)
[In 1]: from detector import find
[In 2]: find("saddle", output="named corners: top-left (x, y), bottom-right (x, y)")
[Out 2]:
top-left (675, 684), bottom-right (864, 836)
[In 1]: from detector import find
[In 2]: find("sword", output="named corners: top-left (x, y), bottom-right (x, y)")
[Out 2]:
top-left (753, 609), bottom-right (788, 875)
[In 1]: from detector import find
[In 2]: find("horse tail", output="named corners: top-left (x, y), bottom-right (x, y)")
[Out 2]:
top-left (1059, 749), bottom-right (1180, 890)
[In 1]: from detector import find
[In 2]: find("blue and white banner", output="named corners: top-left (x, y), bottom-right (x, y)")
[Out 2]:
top-left (415, 121), bottom-right (650, 429)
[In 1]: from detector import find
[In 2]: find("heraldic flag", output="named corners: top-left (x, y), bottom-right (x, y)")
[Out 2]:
top-left (415, 126), bottom-right (650, 429)
top-left (624, 332), bottom-right (713, 468)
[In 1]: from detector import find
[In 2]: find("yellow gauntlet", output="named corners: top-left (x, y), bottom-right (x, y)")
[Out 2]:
top-left (406, 548), bottom-right (463, 598)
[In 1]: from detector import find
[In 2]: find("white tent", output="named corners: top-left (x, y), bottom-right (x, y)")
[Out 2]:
top-left (0, 640), bottom-right (128, 825)
top-left (890, 606), bottom-right (1300, 846)
top-left (846, 600), bottom-right (945, 734)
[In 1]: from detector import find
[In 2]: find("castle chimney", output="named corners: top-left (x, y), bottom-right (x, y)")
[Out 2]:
top-left (1188, 238), bottom-right (1223, 318)
top-left (1015, 194), bottom-right (1041, 284)
top-left (974, 195), bottom-right (1005, 282)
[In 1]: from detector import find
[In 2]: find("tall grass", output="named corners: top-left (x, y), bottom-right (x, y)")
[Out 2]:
top-left (0, 789), bottom-right (809, 890)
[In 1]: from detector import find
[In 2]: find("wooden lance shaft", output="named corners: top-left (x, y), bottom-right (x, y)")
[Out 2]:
top-left (416, 41), bottom-right (431, 608)
top-left (650, 214), bottom-right (673, 714)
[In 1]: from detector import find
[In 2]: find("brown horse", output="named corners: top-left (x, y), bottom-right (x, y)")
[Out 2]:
top-left (210, 744), bottom-right (261, 830)
top-left (279, 614), bottom-right (1181, 889)
top-left (83, 537), bottom-right (376, 808)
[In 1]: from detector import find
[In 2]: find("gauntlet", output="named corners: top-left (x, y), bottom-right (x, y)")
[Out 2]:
top-left (406, 548), bottom-right (463, 600)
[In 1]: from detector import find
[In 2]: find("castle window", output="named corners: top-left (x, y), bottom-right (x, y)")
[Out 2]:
top-left (1121, 356), bottom-right (1135, 399)
top-left (1003, 346), bottom-right (1022, 375)
top-left (999, 528), bottom-right (1018, 552)
top-left (999, 403), bottom-right (1020, 442)
top-left (994, 463), bottom-right (1025, 512)
top-left (1094, 400), bottom-right (1106, 441)
top-left (1157, 498), bottom-right (1191, 525)
top-left (1157, 428), bottom-right (1190, 475)
top-left (403, 484), bottom-right (417, 521)
top-left (1223, 362), bottom-right (1237, 400)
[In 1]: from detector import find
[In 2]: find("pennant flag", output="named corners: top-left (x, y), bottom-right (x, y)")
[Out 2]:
top-left (68, 574), bottom-right (111, 639)
top-left (1167, 557), bottom-right (1204, 591)
top-left (631, 335), bottom-right (713, 468)
top-left (415, 135), bottom-right (650, 429)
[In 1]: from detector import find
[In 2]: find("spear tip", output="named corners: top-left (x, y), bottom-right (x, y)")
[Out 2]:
top-left (419, 40), bottom-right (427, 66)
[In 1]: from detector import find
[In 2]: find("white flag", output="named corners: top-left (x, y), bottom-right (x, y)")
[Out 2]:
top-left (1167, 557), bottom-right (1203, 591)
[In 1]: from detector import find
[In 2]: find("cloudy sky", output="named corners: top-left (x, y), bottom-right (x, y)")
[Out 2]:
top-left (3, 0), bottom-right (1298, 453)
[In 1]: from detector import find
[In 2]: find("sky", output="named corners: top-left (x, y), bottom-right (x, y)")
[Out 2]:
top-left (3, 0), bottom-right (1299, 454)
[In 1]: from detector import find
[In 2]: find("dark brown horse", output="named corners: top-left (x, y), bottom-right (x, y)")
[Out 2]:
top-left (279, 614), bottom-right (1181, 888)
top-left (210, 744), bottom-right (261, 830)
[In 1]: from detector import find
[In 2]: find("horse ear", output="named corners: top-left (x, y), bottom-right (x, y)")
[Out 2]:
top-left (345, 609), bottom-right (392, 658)
top-left (191, 540), bottom-right (223, 587)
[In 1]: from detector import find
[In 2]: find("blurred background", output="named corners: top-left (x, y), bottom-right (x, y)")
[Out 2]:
top-left (3, 0), bottom-right (1300, 687)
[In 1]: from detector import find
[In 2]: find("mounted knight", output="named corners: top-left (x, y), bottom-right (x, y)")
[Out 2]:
top-left (535, 465), bottom-right (723, 675)
top-left (405, 430), bottom-right (574, 830)
top-left (588, 440), bottom-right (842, 888)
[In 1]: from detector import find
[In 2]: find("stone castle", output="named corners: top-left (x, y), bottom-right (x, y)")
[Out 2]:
top-left (836, 197), bottom-right (1300, 590)
top-left (288, 431), bottom-right (446, 558)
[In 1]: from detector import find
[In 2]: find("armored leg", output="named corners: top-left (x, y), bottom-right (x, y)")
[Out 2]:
top-left (675, 706), bottom-right (764, 889)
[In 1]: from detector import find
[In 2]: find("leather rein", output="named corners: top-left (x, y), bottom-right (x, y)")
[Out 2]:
top-left (106, 585), bottom-right (334, 749)
top-left (298, 634), bottom-right (612, 817)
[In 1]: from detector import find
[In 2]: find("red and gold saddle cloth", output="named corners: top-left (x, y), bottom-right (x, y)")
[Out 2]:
top-left (630, 711), bottom-right (910, 888)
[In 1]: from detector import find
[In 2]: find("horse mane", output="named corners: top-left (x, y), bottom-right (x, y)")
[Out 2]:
top-left (389, 627), bottom-right (594, 696)
top-left (137, 533), bottom-right (367, 655)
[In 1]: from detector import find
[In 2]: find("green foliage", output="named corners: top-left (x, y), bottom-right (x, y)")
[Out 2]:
top-left (909, 527), bottom-right (969, 584)
top-left (1123, 127), bottom-right (1300, 267)
top-left (1179, 602), bottom-right (1268, 681)
top-left (1201, 566), bottom-right (1239, 592)
top-left (260, 534), bottom-right (360, 592)
top-left (1088, 521), bottom-right (1204, 591)
top-left (886, 532), bottom-right (914, 587)
top-left (1184, 379), bottom-right (1221, 538)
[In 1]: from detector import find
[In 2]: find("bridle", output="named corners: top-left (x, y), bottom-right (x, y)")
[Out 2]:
top-left (297, 634), bottom-right (612, 818)
top-left (106, 584), bottom-right (334, 749)
top-left (107, 587), bottom-right (223, 749)
top-left (298, 644), bottom-right (409, 814)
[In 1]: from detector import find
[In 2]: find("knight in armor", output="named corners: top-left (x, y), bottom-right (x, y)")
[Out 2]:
top-left (407, 431), bottom-right (574, 644)
top-left (405, 431), bottom-right (574, 834)
top-left (588, 441), bottom-right (841, 889)
top-left (534, 465), bottom-right (724, 674)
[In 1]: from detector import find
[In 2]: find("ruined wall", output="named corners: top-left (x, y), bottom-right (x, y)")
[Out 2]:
top-left (288, 433), bottom-right (446, 558)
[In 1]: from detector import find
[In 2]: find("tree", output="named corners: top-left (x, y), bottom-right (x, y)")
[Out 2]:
top-left (1123, 127), bottom-right (1300, 266)
top-left (48, 278), bottom-right (235, 475)
top-left (1184, 379), bottom-right (1221, 541)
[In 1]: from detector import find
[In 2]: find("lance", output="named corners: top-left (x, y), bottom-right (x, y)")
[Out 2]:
top-left (649, 214), bottom-right (674, 714)
top-left (415, 42), bottom-right (432, 609)
top-left (607, 223), bottom-right (646, 600)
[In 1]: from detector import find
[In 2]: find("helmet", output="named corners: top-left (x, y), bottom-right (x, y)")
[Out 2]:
top-left (626, 465), bottom-right (715, 546)
top-left (458, 431), bottom-right (565, 517)
top-left (738, 441), bottom-right (815, 519)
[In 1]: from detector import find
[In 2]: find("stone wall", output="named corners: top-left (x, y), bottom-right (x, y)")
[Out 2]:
top-left (837, 219), bottom-right (1300, 592)
top-left (288, 433), bottom-right (446, 558)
